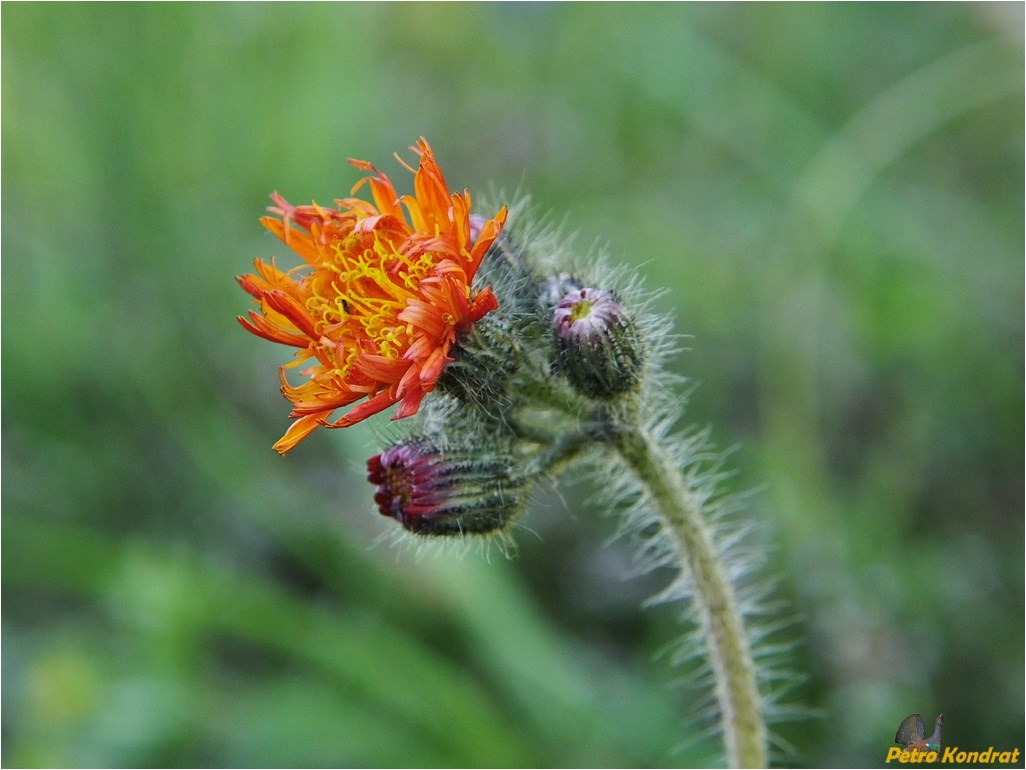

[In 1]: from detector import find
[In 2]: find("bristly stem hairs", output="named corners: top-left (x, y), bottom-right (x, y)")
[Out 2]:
top-left (237, 139), bottom-right (772, 767)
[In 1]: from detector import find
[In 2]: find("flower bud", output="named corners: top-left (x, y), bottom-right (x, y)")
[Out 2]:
top-left (552, 287), bottom-right (644, 399)
top-left (366, 438), bottom-right (523, 536)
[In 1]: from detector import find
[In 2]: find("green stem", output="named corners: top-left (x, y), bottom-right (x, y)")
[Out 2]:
top-left (514, 409), bottom-right (612, 479)
top-left (522, 427), bottom-right (593, 478)
top-left (614, 422), bottom-right (766, 768)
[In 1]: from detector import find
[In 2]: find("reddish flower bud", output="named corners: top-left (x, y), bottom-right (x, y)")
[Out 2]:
top-left (367, 438), bottom-right (523, 535)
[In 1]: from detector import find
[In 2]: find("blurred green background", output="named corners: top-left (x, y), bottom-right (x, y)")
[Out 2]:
top-left (3, 3), bottom-right (1022, 767)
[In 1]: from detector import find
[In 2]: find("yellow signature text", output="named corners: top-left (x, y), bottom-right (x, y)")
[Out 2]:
top-left (886, 746), bottom-right (1021, 764)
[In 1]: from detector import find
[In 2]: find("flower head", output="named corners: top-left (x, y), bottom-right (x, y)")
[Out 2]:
top-left (367, 438), bottom-right (522, 535)
top-left (238, 139), bottom-right (508, 453)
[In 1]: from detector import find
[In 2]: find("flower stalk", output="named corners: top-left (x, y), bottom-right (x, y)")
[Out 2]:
top-left (613, 420), bottom-right (766, 769)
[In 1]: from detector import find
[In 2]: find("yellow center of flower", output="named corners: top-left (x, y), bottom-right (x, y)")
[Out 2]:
top-left (300, 232), bottom-right (450, 374)
top-left (569, 299), bottom-right (594, 323)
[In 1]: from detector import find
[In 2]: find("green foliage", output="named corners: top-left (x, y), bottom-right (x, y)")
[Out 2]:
top-left (3, 3), bottom-right (1022, 767)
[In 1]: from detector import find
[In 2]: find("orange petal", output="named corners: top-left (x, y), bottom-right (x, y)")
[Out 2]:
top-left (328, 388), bottom-right (400, 427)
top-left (273, 414), bottom-right (325, 454)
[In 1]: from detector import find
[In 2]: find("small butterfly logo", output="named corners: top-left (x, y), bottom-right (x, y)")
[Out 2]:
top-left (894, 713), bottom-right (944, 752)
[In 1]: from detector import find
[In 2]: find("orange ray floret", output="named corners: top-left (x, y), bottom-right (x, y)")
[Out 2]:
top-left (238, 138), bottom-right (507, 454)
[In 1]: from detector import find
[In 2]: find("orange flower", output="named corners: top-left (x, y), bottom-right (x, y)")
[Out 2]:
top-left (238, 138), bottom-right (507, 454)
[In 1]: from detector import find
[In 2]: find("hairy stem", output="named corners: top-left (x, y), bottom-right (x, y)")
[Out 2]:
top-left (515, 409), bottom-right (614, 479)
top-left (614, 423), bottom-right (766, 768)
top-left (523, 429), bottom-right (592, 478)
